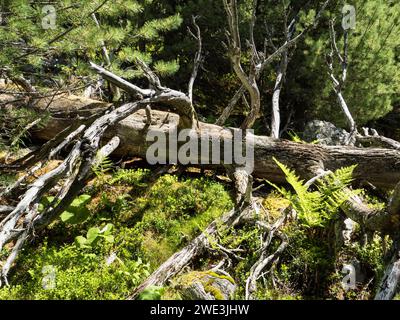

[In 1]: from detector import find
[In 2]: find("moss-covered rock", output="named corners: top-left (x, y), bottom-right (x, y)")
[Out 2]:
top-left (174, 271), bottom-right (236, 300)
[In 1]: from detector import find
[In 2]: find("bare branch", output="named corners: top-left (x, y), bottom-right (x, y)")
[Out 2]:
top-left (245, 207), bottom-right (291, 299)
top-left (223, 0), bottom-right (261, 129)
top-left (217, 0), bottom-right (332, 126)
top-left (91, 12), bottom-right (120, 100)
top-left (89, 62), bottom-right (155, 97)
top-left (327, 20), bottom-right (356, 139)
top-left (187, 16), bottom-right (203, 104)
top-left (356, 129), bottom-right (400, 150)
top-left (135, 58), bottom-right (162, 90)
top-left (388, 182), bottom-right (400, 216)
top-left (270, 2), bottom-right (294, 139)
top-left (375, 240), bottom-right (400, 300)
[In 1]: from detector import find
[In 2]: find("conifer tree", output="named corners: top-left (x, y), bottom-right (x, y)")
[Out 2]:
top-left (0, 0), bottom-right (182, 94)
top-left (288, 0), bottom-right (400, 126)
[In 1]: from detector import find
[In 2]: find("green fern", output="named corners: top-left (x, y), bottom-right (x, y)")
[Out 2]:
top-left (317, 166), bottom-right (358, 214)
top-left (287, 131), bottom-right (319, 144)
top-left (92, 155), bottom-right (114, 178)
top-left (269, 158), bottom-right (357, 228)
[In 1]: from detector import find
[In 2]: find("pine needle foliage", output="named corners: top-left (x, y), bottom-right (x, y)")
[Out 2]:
top-left (0, 0), bottom-right (183, 86)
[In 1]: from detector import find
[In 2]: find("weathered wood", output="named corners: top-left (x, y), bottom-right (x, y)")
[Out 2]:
top-left (129, 204), bottom-right (252, 299)
top-left (2, 89), bottom-right (400, 189)
top-left (89, 62), bottom-right (196, 129)
top-left (223, 0), bottom-right (261, 129)
top-left (357, 133), bottom-right (400, 150)
top-left (216, 0), bottom-right (331, 127)
top-left (245, 209), bottom-right (290, 300)
top-left (29, 105), bottom-right (400, 190)
top-left (0, 206), bottom-right (14, 214)
top-left (0, 101), bottom-right (144, 285)
top-left (375, 242), bottom-right (400, 300)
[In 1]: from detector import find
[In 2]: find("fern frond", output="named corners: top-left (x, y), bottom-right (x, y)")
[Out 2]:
top-left (270, 158), bottom-right (357, 228)
top-left (110, 168), bottom-right (149, 186)
top-left (272, 158), bottom-right (324, 227)
top-left (92, 155), bottom-right (113, 177)
top-left (317, 165), bottom-right (358, 209)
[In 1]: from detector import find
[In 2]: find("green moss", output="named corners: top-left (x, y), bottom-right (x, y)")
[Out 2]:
top-left (263, 289), bottom-right (302, 300)
top-left (0, 242), bottom-right (150, 300)
top-left (205, 271), bottom-right (235, 284)
top-left (117, 174), bottom-right (233, 268)
top-left (204, 281), bottom-right (225, 300)
top-left (174, 271), bottom-right (234, 300)
top-left (263, 191), bottom-right (291, 220)
top-left (0, 169), bottom-right (233, 299)
top-left (0, 172), bottom-right (16, 188)
top-left (354, 234), bottom-right (386, 275)
top-left (176, 271), bottom-right (205, 286)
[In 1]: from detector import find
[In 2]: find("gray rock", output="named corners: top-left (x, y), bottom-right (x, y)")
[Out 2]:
top-left (175, 271), bottom-right (237, 300)
top-left (303, 120), bottom-right (351, 146)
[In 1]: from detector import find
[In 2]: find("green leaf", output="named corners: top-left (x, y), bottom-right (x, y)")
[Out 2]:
top-left (60, 194), bottom-right (91, 224)
top-left (137, 286), bottom-right (164, 300)
top-left (100, 223), bottom-right (114, 235)
top-left (60, 210), bottom-right (75, 223)
top-left (60, 207), bottom-right (90, 225)
top-left (74, 236), bottom-right (89, 249)
top-left (69, 194), bottom-right (92, 208)
top-left (42, 196), bottom-right (55, 206)
top-left (102, 235), bottom-right (115, 243)
top-left (86, 227), bottom-right (101, 244)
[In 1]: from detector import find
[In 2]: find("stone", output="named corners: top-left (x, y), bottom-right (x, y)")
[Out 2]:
top-left (175, 271), bottom-right (237, 300)
top-left (303, 120), bottom-right (351, 146)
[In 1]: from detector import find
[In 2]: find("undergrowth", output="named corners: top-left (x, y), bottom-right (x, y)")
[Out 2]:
top-left (0, 162), bottom-right (390, 300)
top-left (0, 168), bottom-right (232, 299)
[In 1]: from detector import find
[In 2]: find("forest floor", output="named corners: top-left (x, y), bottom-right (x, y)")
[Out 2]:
top-left (0, 151), bottom-right (394, 300)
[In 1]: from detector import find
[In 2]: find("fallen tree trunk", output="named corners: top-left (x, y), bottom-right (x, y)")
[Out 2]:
top-left (9, 93), bottom-right (397, 298)
top-left (16, 93), bottom-right (400, 190)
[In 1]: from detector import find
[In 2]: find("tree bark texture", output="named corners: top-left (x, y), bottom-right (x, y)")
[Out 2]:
top-left (19, 92), bottom-right (400, 190)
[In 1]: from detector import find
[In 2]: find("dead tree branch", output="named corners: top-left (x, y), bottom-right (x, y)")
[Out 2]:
top-left (90, 12), bottom-right (120, 100)
top-left (216, 0), bottom-right (331, 127)
top-left (245, 207), bottom-right (291, 299)
top-left (223, 0), bottom-right (261, 129)
top-left (327, 20), bottom-right (356, 143)
top-left (90, 60), bottom-right (198, 129)
top-left (187, 16), bottom-right (203, 105)
top-left (129, 169), bottom-right (253, 299)
top-left (271, 2), bottom-right (296, 139)
top-left (375, 240), bottom-right (400, 300)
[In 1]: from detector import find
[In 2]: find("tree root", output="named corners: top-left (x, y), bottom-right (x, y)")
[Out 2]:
top-left (245, 207), bottom-right (292, 300)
